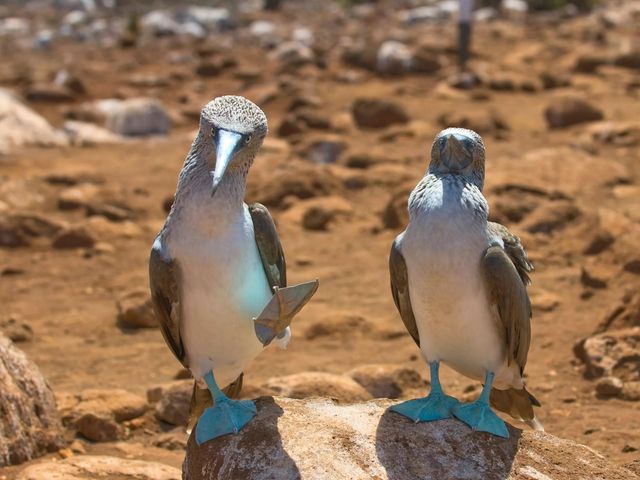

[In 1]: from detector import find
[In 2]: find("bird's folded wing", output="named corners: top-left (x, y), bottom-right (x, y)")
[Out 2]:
top-left (389, 239), bottom-right (420, 346)
top-left (481, 244), bottom-right (532, 371)
top-left (149, 237), bottom-right (187, 366)
top-left (254, 280), bottom-right (319, 346)
top-left (487, 221), bottom-right (534, 285)
top-left (249, 203), bottom-right (286, 290)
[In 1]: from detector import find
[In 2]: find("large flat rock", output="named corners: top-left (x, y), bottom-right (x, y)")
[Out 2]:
top-left (183, 397), bottom-right (638, 480)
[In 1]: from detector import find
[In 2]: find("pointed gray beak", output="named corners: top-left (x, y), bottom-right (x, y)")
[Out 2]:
top-left (211, 129), bottom-right (244, 197)
top-left (441, 134), bottom-right (471, 170)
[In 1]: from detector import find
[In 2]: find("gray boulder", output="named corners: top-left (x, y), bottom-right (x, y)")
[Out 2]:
top-left (0, 333), bottom-right (65, 467)
top-left (183, 397), bottom-right (638, 479)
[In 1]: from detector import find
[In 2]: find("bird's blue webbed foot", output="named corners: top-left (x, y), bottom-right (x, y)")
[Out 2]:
top-left (195, 371), bottom-right (257, 445)
top-left (390, 361), bottom-right (459, 422)
top-left (452, 371), bottom-right (509, 438)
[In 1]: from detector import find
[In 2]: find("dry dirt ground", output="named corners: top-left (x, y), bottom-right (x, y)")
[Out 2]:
top-left (1, 2), bottom-right (640, 476)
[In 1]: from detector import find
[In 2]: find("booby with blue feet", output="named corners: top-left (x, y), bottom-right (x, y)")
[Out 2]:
top-left (388, 127), bottom-right (542, 438)
top-left (149, 95), bottom-right (318, 445)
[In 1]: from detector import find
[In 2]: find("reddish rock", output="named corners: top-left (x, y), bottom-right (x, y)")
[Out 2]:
top-left (262, 372), bottom-right (372, 403)
top-left (351, 98), bottom-right (410, 129)
top-left (544, 97), bottom-right (604, 129)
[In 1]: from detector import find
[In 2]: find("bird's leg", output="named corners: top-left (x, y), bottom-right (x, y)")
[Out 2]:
top-left (194, 370), bottom-right (257, 445)
top-left (390, 361), bottom-right (459, 422)
top-left (452, 371), bottom-right (509, 438)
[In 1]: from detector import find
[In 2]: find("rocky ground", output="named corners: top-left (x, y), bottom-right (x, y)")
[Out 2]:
top-left (1, 0), bottom-right (640, 478)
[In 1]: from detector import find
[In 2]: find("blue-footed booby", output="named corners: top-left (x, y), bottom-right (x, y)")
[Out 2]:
top-left (388, 128), bottom-right (542, 438)
top-left (149, 95), bottom-right (318, 445)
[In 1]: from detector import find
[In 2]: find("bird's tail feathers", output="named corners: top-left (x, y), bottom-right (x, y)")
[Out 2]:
top-left (490, 385), bottom-right (542, 430)
top-left (187, 373), bottom-right (244, 432)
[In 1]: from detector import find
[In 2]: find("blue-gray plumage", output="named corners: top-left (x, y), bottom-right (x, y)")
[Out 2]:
top-left (389, 128), bottom-right (542, 437)
top-left (149, 96), bottom-right (318, 444)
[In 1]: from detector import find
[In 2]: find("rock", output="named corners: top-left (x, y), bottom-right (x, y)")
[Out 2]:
top-left (25, 83), bottom-right (74, 102)
top-left (185, 6), bottom-right (231, 32)
top-left (63, 121), bottom-right (121, 146)
top-left (621, 382), bottom-right (640, 401)
top-left (302, 140), bottom-right (345, 165)
top-left (62, 389), bottom-right (147, 442)
top-left (16, 455), bottom-right (181, 480)
top-left (0, 314), bottom-right (33, 342)
top-left (116, 291), bottom-right (157, 328)
top-left (0, 88), bottom-right (67, 155)
top-left (539, 71), bottom-right (571, 89)
top-left (141, 9), bottom-right (200, 37)
top-left (544, 97), bottom-right (604, 129)
top-left (352, 98), bottom-right (410, 129)
top-left (344, 153), bottom-right (384, 169)
top-left (0, 213), bottom-right (66, 248)
top-left (490, 147), bottom-right (629, 198)
top-left (520, 201), bottom-right (581, 234)
top-left (151, 430), bottom-right (188, 451)
top-left (86, 202), bottom-right (134, 222)
top-left (75, 413), bottom-right (121, 442)
top-left (573, 53), bottom-right (610, 73)
top-left (597, 291), bottom-right (640, 333)
top-left (57, 184), bottom-right (100, 210)
top-left (51, 226), bottom-right (96, 249)
top-left (347, 364), bottom-right (427, 399)
top-left (154, 381), bottom-right (192, 426)
top-left (53, 69), bottom-right (86, 95)
top-left (613, 49), bottom-right (640, 70)
top-left (304, 313), bottom-right (373, 340)
top-left (301, 203), bottom-right (350, 231)
top-left (438, 110), bottom-right (509, 137)
top-left (277, 115), bottom-right (305, 137)
top-left (61, 388), bottom-right (148, 431)
top-left (580, 264), bottom-right (610, 289)
top-left (282, 196), bottom-right (353, 232)
top-left (295, 109), bottom-right (331, 130)
top-left (376, 40), bottom-right (412, 75)
top-left (582, 228), bottom-right (614, 255)
top-left (270, 41), bottom-right (314, 68)
top-left (248, 165), bottom-right (341, 207)
top-left (0, 333), bottom-right (65, 467)
top-left (0, 217), bottom-right (30, 247)
top-left (101, 98), bottom-right (171, 137)
top-left (262, 373), bottom-right (372, 403)
top-left (529, 289), bottom-right (560, 312)
top-left (381, 182), bottom-right (413, 229)
top-left (574, 327), bottom-right (640, 380)
top-left (595, 376), bottom-right (624, 397)
top-left (410, 48), bottom-right (443, 74)
top-left (341, 42), bottom-right (379, 71)
top-left (399, 6), bottom-right (445, 25)
top-left (183, 397), bottom-right (639, 480)
top-left (194, 59), bottom-right (222, 77)
top-left (581, 121), bottom-right (640, 147)
top-left (624, 260), bottom-right (640, 275)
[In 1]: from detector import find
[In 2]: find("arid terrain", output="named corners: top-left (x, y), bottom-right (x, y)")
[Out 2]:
top-left (1, 0), bottom-right (639, 478)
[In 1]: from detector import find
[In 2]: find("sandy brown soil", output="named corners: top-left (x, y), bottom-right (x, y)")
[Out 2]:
top-left (1, 2), bottom-right (640, 477)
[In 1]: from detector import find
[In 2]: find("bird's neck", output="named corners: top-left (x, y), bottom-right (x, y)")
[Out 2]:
top-left (169, 155), bottom-right (249, 236)
top-left (409, 172), bottom-right (488, 222)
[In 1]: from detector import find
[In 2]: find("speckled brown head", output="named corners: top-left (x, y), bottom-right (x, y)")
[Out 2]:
top-left (428, 128), bottom-right (486, 189)
top-left (195, 96), bottom-right (269, 196)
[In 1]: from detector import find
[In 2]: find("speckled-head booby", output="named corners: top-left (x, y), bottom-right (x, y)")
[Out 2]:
top-left (388, 127), bottom-right (542, 438)
top-left (149, 95), bottom-right (318, 444)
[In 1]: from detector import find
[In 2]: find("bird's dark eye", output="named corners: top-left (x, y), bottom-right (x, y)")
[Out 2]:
top-left (244, 134), bottom-right (252, 145)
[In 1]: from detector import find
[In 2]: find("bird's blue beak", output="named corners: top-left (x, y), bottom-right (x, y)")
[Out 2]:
top-left (440, 133), bottom-right (472, 171)
top-left (211, 129), bottom-right (244, 197)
